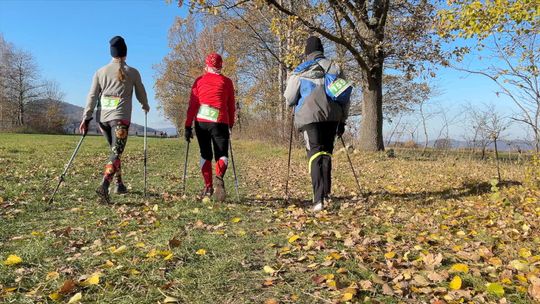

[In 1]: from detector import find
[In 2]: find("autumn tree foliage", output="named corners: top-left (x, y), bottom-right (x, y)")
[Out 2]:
top-left (155, 14), bottom-right (298, 139)
top-left (168, 0), bottom-right (443, 151)
top-left (438, 0), bottom-right (540, 151)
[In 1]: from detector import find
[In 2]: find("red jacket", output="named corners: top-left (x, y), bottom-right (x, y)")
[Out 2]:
top-left (185, 72), bottom-right (236, 128)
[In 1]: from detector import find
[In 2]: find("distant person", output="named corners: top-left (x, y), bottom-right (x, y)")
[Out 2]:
top-left (284, 36), bottom-right (351, 211)
top-left (79, 36), bottom-right (150, 204)
top-left (184, 53), bottom-right (235, 202)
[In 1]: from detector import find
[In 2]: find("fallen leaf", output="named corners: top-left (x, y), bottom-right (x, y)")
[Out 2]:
top-left (129, 269), bottom-right (141, 275)
top-left (519, 248), bottom-right (531, 259)
top-left (79, 273), bottom-right (100, 286)
top-left (288, 235), bottom-right (300, 243)
top-left (449, 275), bottom-right (462, 290)
top-left (48, 292), bottom-right (61, 301)
top-left (486, 282), bottom-right (504, 297)
top-left (102, 260), bottom-right (114, 268)
top-left (31, 231), bottom-right (45, 237)
top-left (111, 245), bottom-right (127, 255)
top-left (46, 271), bottom-right (60, 281)
top-left (67, 292), bottom-right (82, 304)
top-left (382, 283), bottom-right (394, 295)
top-left (169, 238), bottom-right (181, 248)
top-left (196, 249), bottom-right (206, 255)
top-left (384, 251), bottom-right (396, 259)
top-left (341, 292), bottom-right (354, 302)
top-left (450, 263), bottom-right (469, 273)
top-left (413, 274), bottom-right (430, 287)
top-left (3, 254), bottom-right (22, 265)
top-left (509, 259), bottom-right (529, 272)
top-left (528, 276), bottom-right (540, 301)
top-left (163, 295), bottom-right (179, 303)
top-left (59, 280), bottom-right (76, 294)
top-left (263, 265), bottom-right (276, 274)
top-left (231, 217), bottom-right (241, 223)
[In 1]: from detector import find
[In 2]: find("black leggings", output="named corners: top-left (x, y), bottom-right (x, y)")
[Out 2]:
top-left (302, 121), bottom-right (338, 203)
top-left (195, 122), bottom-right (230, 161)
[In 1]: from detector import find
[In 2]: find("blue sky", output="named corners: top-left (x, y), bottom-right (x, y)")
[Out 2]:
top-left (0, 0), bottom-right (525, 140)
top-left (0, 0), bottom-right (186, 129)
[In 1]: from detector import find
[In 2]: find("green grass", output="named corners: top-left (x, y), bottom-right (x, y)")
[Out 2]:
top-left (0, 133), bottom-right (539, 303)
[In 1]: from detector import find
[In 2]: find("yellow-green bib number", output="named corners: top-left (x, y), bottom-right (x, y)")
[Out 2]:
top-left (327, 78), bottom-right (352, 97)
top-left (197, 105), bottom-right (219, 122)
top-left (101, 96), bottom-right (121, 109)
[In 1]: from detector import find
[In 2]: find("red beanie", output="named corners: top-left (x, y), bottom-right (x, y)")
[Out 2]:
top-left (205, 53), bottom-right (223, 69)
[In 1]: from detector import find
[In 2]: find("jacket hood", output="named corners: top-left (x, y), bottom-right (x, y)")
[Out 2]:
top-left (292, 55), bottom-right (332, 80)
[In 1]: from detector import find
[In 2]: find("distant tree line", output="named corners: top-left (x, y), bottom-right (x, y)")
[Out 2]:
top-left (0, 34), bottom-right (67, 134)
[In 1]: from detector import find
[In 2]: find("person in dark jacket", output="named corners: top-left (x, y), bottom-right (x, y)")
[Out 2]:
top-left (80, 36), bottom-right (150, 204)
top-left (284, 36), bottom-right (351, 211)
top-left (184, 53), bottom-right (236, 202)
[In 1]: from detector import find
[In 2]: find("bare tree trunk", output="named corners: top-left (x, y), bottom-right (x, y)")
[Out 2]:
top-left (359, 65), bottom-right (384, 151)
top-left (494, 137), bottom-right (502, 183)
top-left (535, 130), bottom-right (539, 153)
top-left (385, 113), bottom-right (403, 146)
top-left (420, 101), bottom-right (428, 154)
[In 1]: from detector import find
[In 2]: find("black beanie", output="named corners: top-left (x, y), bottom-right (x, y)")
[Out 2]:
top-left (305, 36), bottom-right (324, 56)
top-left (110, 36), bottom-right (127, 58)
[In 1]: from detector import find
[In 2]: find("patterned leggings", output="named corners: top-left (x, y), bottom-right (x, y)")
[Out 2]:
top-left (99, 120), bottom-right (130, 185)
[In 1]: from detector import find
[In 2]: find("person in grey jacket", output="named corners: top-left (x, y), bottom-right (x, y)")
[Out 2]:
top-left (284, 36), bottom-right (351, 211)
top-left (79, 36), bottom-right (150, 204)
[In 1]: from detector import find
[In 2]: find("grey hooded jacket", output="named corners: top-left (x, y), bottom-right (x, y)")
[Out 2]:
top-left (83, 59), bottom-right (149, 123)
top-left (284, 52), bottom-right (350, 130)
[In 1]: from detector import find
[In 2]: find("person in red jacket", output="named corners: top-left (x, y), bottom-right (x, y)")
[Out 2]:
top-left (184, 53), bottom-right (235, 202)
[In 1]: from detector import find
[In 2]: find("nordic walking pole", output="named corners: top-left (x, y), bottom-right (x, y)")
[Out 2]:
top-left (285, 109), bottom-right (294, 200)
top-left (339, 136), bottom-right (361, 194)
top-left (143, 112), bottom-right (148, 197)
top-left (229, 136), bottom-right (240, 202)
top-left (48, 118), bottom-right (92, 204)
top-left (182, 140), bottom-right (190, 195)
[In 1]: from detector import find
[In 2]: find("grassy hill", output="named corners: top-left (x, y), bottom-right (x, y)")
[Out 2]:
top-left (0, 133), bottom-right (539, 303)
top-left (28, 99), bottom-right (160, 135)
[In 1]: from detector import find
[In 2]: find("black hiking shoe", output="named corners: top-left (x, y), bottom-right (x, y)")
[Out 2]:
top-left (214, 176), bottom-right (226, 202)
top-left (96, 184), bottom-right (110, 204)
top-left (114, 183), bottom-right (128, 194)
top-left (200, 186), bottom-right (214, 198)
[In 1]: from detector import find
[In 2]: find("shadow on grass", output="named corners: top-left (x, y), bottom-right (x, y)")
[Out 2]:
top-left (237, 179), bottom-right (522, 210)
top-left (372, 180), bottom-right (522, 204)
top-left (239, 194), bottom-right (371, 210)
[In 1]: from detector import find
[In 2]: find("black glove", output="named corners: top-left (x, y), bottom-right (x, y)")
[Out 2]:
top-left (337, 122), bottom-right (346, 138)
top-left (184, 127), bottom-right (193, 142)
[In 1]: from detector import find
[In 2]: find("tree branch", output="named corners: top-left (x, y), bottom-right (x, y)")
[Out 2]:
top-left (264, 0), bottom-right (369, 71)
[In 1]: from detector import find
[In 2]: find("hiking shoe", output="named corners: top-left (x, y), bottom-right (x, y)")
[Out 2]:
top-left (311, 201), bottom-right (323, 212)
top-left (214, 176), bottom-right (226, 202)
top-left (201, 186), bottom-right (214, 197)
top-left (114, 183), bottom-right (128, 194)
top-left (96, 184), bottom-right (110, 204)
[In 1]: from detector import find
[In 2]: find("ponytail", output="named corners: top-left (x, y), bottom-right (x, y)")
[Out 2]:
top-left (117, 58), bottom-right (127, 82)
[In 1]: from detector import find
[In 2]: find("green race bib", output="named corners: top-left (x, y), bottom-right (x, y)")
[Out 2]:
top-left (327, 78), bottom-right (352, 97)
top-left (100, 96), bottom-right (121, 110)
top-left (197, 105), bottom-right (219, 122)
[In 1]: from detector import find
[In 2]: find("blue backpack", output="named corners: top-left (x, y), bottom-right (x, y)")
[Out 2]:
top-left (316, 61), bottom-right (353, 105)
